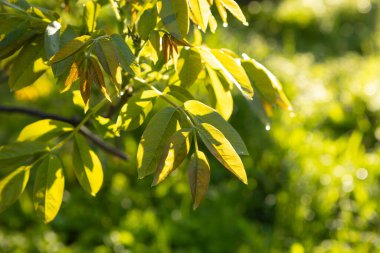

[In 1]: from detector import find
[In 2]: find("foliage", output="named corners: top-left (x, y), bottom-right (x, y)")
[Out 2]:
top-left (1, 0), bottom-right (379, 252)
top-left (0, 0), bottom-right (291, 223)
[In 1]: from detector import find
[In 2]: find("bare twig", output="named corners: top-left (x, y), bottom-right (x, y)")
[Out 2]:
top-left (0, 105), bottom-right (129, 161)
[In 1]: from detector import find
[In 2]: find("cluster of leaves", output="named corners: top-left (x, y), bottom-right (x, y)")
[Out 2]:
top-left (0, 0), bottom-right (291, 222)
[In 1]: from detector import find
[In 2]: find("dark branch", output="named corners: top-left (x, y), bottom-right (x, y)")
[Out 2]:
top-left (0, 105), bottom-right (129, 161)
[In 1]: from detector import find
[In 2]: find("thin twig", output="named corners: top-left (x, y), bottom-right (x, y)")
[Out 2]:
top-left (0, 105), bottom-right (129, 161)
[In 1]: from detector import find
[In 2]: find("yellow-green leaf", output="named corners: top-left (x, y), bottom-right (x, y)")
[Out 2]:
top-left (220, 0), bottom-right (247, 25)
top-left (0, 165), bottom-right (31, 212)
top-left (97, 38), bottom-right (122, 89)
top-left (137, 107), bottom-right (179, 178)
top-left (17, 119), bottom-right (74, 142)
top-left (33, 155), bottom-right (65, 223)
top-left (117, 90), bottom-right (159, 131)
top-left (79, 68), bottom-right (91, 105)
top-left (84, 1), bottom-right (99, 33)
top-left (62, 60), bottom-right (82, 93)
top-left (206, 65), bottom-right (233, 120)
top-left (188, 150), bottom-right (210, 209)
top-left (0, 141), bottom-right (48, 168)
top-left (171, 0), bottom-right (189, 37)
top-left (72, 134), bottom-right (103, 196)
top-left (9, 36), bottom-right (48, 91)
top-left (184, 100), bottom-right (248, 155)
top-left (241, 58), bottom-right (293, 111)
top-left (215, 0), bottom-right (227, 24)
top-left (188, 0), bottom-right (211, 32)
top-left (137, 7), bottom-right (157, 40)
top-left (210, 48), bottom-right (253, 99)
top-left (178, 48), bottom-right (202, 87)
top-left (197, 123), bottom-right (247, 184)
top-left (50, 35), bottom-right (91, 63)
top-left (152, 129), bottom-right (192, 186)
top-left (160, 0), bottom-right (189, 38)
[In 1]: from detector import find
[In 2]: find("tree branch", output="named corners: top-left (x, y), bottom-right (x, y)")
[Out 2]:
top-left (0, 105), bottom-right (129, 161)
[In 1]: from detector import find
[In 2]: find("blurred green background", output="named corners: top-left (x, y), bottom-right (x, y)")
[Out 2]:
top-left (1, 0), bottom-right (380, 252)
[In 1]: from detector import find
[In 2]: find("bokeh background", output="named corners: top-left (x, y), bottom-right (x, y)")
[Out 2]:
top-left (1, 0), bottom-right (380, 252)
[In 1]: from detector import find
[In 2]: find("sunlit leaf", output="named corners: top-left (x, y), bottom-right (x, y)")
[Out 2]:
top-left (215, 0), bottom-right (227, 24)
top-left (79, 67), bottom-right (91, 105)
top-left (241, 58), bottom-right (293, 111)
top-left (206, 66), bottom-right (233, 120)
top-left (83, 0), bottom-right (99, 33)
top-left (152, 129), bottom-right (192, 185)
top-left (184, 100), bottom-right (248, 155)
top-left (188, 0), bottom-right (211, 32)
top-left (33, 155), bottom-right (64, 223)
top-left (62, 59), bottom-right (82, 92)
top-left (17, 119), bottom-right (73, 142)
top-left (50, 35), bottom-right (91, 63)
top-left (210, 48), bottom-right (253, 99)
top-left (0, 165), bottom-right (31, 213)
top-left (164, 85), bottom-right (195, 102)
top-left (117, 90), bottom-right (159, 131)
top-left (197, 122), bottom-right (247, 184)
top-left (137, 107), bottom-right (179, 178)
top-left (9, 36), bottom-right (48, 91)
top-left (97, 38), bottom-right (122, 89)
top-left (178, 48), bottom-right (202, 87)
top-left (72, 134), bottom-right (103, 196)
top-left (220, 0), bottom-right (247, 25)
top-left (0, 141), bottom-right (48, 168)
top-left (208, 14), bottom-right (217, 33)
top-left (188, 149), bottom-right (210, 209)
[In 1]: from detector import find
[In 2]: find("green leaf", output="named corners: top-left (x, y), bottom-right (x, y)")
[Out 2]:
top-left (197, 122), bottom-right (247, 184)
top-left (152, 129), bottom-right (192, 186)
top-left (9, 36), bottom-right (49, 91)
top-left (72, 134), bottom-right (103, 196)
top-left (117, 90), bottom-right (159, 131)
top-left (83, 0), bottom-right (99, 33)
top-left (210, 48), bottom-right (253, 99)
top-left (188, 0), bottom-right (211, 32)
top-left (110, 34), bottom-right (136, 75)
top-left (178, 48), bottom-right (202, 87)
top-left (206, 66), bottom-right (233, 120)
top-left (0, 21), bottom-right (34, 60)
top-left (163, 85), bottom-right (195, 102)
top-left (160, 0), bottom-right (189, 38)
top-left (220, 0), bottom-right (247, 25)
top-left (33, 155), bottom-right (65, 223)
top-left (137, 7), bottom-right (157, 40)
top-left (184, 100), bottom-right (249, 155)
top-left (0, 141), bottom-right (49, 168)
top-left (97, 38), bottom-right (122, 89)
top-left (44, 21), bottom-right (61, 59)
top-left (89, 56), bottom-right (111, 102)
top-left (0, 165), bottom-right (31, 213)
top-left (137, 107), bottom-right (179, 178)
top-left (241, 58), bottom-right (293, 111)
top-left (17, 119), bottom-right (74, 142)
top-left (188, 150), bottom-right (210, 209)
top-left (50, 35), bottom-right (91, 63)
